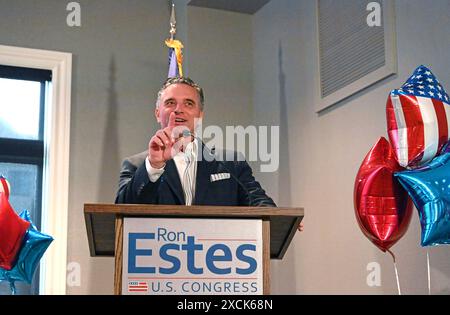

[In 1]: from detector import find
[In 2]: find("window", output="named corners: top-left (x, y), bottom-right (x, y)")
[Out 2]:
top-left (0, 44), bottom-right (72, 295)
top-left (0, 65), bottom-right (51, 295)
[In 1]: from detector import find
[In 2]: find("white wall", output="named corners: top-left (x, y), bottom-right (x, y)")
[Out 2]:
top-left (187, 6), bottom-right (254, 141)
top-left (254, 0), bottom-right (450, 294)
top-left (1, 0), bottom-right (449, 295)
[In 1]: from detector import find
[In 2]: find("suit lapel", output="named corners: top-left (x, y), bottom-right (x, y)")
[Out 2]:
top-left (194, 143), bottom-right (217, 205)
top-left (163, 159), bottom-right (185, 204)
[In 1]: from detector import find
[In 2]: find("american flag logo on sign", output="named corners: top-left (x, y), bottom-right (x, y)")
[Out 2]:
top-left (128, 281), bottom-right (148, 293)
top-left (386, 65), bottom-right (450, 168)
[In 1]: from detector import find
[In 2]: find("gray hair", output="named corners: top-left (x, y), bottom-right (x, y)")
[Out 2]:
top-left (156, 77), bottom-right (205, 110)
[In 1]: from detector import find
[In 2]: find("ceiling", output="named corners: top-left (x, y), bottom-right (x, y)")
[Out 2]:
top-left (188, 0), bottom-right (272, 15)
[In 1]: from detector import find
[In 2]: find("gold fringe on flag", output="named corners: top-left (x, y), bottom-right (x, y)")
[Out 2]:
top-left (165, 38), bottom-right (184, 77)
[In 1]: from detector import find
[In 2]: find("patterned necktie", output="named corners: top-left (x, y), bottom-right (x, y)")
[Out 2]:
top-left (182, 144), bottom-right (195, 205)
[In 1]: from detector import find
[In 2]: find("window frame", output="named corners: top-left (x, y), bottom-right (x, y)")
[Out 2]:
top-left (0, 63), bottom-right (51, 237)
top-left (0, 45), bottom-right (72, 295)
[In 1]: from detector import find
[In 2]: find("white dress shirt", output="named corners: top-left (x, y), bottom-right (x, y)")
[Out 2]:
top-left (145, 139), bottom-right (198, 205)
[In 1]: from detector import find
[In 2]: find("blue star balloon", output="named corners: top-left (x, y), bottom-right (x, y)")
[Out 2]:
top-left (395, 153), bottom-right (450, 246)
top-left (442, 139), bottom-right (450, 154)
top-left (0, 210), bottom-right (53, 293)
top-left (18, 209), bottom-right (36, 231)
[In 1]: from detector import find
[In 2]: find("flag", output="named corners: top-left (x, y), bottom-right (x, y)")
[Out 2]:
top-left (386, 65), bottom-right (450, 168)
top-left (166, 39), bottom-right (183, 78)
top-left (128, 280), bottom-right (148, 293)
top-left (168, 48), bottom-right (179, 77)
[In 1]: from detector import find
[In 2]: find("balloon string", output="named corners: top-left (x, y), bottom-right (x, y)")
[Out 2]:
top-left (427, 250), bottom-right (431, 295)
top-left (386, 249), bottom-right (401, 295)
top-left (9, 281), bottom-right (16, 295)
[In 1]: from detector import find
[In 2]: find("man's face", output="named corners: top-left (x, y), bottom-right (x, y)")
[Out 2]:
top-left (155, 83), bottom-right (203, 134)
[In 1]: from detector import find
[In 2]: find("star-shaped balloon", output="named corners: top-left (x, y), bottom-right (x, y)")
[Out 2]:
top-left (386, 65), bottom-right (450, 169)
top-left (0, 191), bottom-right (30, 270)
top-left (0, 210), bottom-right (53, 294)
top-left (395, 152), bottom-right (450, 246)
top-left (441, 139), bottom-right (450, 154)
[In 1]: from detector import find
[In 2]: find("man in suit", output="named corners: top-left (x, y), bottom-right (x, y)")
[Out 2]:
top-left (115, 77), bottom-right (303, 231)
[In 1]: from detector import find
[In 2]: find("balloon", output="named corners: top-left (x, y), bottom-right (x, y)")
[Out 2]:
top-left (441, 139), bottom-right (450, 154)
top-left (0, 210), bottom-right (53, 284)
top-left (18, 209), bottom-right (37, 231)
top-left (0, 193), bottom-right (30, 270)
top-left (0, 176), bottom-right (10, 199)
top-left (395, 152), bottom-right (450, 246)
top-left (354, 137), bottom-right (413, 251)
top-left (386, 65), bottom-right (450, 169)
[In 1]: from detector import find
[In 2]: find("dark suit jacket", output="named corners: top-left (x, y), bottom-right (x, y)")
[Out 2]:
top-left (115, 144), bottom-right (276, 207)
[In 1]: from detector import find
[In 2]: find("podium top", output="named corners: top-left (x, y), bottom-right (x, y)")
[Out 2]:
top-left (84, 204), bottom-right (304, 260)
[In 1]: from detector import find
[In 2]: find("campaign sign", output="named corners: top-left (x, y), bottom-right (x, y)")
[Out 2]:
top-left (122, 218), bottom-right (263, 295)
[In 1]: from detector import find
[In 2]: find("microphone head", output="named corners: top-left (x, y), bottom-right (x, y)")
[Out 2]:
top-left (182, 129), bottom-right (192, 138)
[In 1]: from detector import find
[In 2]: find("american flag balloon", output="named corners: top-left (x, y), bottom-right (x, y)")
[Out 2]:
top-left (386, 65), bottom-right (450, 168)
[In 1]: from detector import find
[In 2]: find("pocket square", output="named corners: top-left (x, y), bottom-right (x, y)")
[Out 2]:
top-left (210, 173), bottom-right (231, 182)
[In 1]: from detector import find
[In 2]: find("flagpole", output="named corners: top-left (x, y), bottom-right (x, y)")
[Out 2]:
top-left (166, 2), bottom-right (184, 77)
top-left (170, 3), bottom-right (176, 40)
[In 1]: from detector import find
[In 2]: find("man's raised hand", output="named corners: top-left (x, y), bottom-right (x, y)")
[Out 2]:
top-left (148, 112), bottom-right (177, 168)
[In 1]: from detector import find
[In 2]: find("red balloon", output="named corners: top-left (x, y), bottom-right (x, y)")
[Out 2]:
top-left (0, 177), bottom-right (10, 199)
top-left (354, 137), bottom-right (413, 252)
top-left (0, 192), bottom-right (30, 270)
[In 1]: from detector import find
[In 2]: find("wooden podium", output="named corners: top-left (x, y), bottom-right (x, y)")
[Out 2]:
top-left (84, 204), bottom-right (303, 295)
